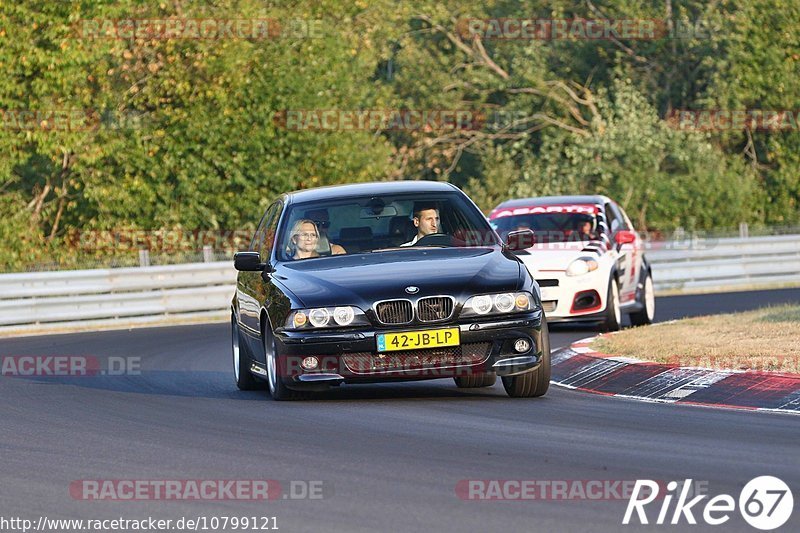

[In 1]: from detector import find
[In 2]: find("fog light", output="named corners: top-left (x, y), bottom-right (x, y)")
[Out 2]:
top-left (514, 338), bottom-right (531, 353)
top-left (301, 356), bottom-right (319, 370)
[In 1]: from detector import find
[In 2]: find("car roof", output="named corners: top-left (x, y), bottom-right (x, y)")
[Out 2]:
top-left (284, 180), bottom-right (458, 205)
top-left (493, 195), bottom-right (611, 209)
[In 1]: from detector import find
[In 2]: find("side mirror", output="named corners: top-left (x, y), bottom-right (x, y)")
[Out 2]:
top-left (505, 229), bottom-right (535, 251)
top-left (614, 230), bottom-right (637, 246)
top-left (234, 251), bottom-right (265, 271)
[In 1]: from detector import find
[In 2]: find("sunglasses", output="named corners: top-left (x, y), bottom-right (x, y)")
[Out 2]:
top-left (313, 220), bottom-right (331, 229)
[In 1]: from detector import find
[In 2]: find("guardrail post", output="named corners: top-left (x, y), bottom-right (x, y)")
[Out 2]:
top-left (203, 245), bottom-right (213, 263)
top-left (138, 249), bottom-right (150, 267)
top-left (739, 222), bottom-right (749, 238)
top-left (674, 226), bottom-right (685, 248)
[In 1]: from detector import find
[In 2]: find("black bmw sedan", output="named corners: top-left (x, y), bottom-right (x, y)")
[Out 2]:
top-left (231, 181), bottom-right (550, 400)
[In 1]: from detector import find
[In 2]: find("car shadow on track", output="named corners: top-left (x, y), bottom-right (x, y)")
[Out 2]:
top-left (306, 381), bottom-right (511, 402)
top-left (8, 371), bottom-right (518, 402)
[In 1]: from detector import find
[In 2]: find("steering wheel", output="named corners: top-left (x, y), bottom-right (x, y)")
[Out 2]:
top-left (413, 233), bottom-right (452, 247)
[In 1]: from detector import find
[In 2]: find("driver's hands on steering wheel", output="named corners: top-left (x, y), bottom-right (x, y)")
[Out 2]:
top-left (412, 232), bottom-right (451, 247)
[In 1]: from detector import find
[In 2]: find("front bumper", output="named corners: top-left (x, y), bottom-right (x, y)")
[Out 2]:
top-left (531, 268), bottom-right (610, 321)
top-left (266, 311), bottom-right (544, 389)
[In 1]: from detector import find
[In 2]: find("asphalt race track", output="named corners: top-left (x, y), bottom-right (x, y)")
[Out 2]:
top-left (1, 288), bottom-right (798, 532)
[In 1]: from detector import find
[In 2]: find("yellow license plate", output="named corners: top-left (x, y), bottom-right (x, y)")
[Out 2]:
top-left (377, 327), bottom-right (460, 352)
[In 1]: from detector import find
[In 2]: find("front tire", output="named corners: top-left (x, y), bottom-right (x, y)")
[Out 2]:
top-left (602, 278), bottom-right (622, 331)
top-left (454, 372), bottom-right (496, 388)
top-left (502, 318), bottom-right (551, 398)
top-left (232, 315), bottom-right (259, 391)
top-left (264, 324), bottom-right (311, 401)
top-left (629, 272), bottom-right (655, 326)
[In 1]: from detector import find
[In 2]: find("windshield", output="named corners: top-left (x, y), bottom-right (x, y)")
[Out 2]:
top-left (490, 206), bottom-right (600, 244)
top-left (278, 192), bottom-right (499, 261)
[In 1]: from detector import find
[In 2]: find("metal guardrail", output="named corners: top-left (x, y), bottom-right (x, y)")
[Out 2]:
top-left (0, 262), bottom-right (236, 329)
top-left (0, 234), bottom-right (797, 332)
top-left (646, 234), bottom-right (800, 291)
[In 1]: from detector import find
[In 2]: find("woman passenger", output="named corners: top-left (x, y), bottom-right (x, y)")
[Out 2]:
top-left (288, 219), bottom-right (321, 260)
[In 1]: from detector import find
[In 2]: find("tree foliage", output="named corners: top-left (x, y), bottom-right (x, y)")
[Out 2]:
top-left (0, 0), bottom-right (797, 270)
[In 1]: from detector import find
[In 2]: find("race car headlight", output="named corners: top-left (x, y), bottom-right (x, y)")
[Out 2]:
top-left (286, 306), bottom-right (367, 330)
top-left (462, 292), bottom-right (533, 317)
top-left (566, 257), bottom-right (599, 276)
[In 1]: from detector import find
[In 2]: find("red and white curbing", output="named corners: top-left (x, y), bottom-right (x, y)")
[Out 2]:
top-left (551, 336), bottom-right (800, 414)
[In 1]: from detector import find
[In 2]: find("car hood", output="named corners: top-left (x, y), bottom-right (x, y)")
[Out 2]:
top-left (273, 248), bottom-right (521, 308)
top-left (517, 242), bottom-right (604, 274)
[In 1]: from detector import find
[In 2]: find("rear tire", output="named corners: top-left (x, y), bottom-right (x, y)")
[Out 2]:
top-left (602, 279), bottom-right (622, 331)
top-left (502, 318), bottom-right (551, 398)
top-left (629, 272), bottom-right (655, 326)
top-left (232, 315), bottom-right (259, 391)
top-left (454, 372), bottom-right (496, 388)
top-left (264, 324), bottom-right (312, 401)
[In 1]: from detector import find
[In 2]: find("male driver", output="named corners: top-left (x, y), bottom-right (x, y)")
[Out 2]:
top-left (401, 205), bottom-right (439, 246)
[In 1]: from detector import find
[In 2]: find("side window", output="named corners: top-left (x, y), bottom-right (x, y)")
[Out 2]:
top-left (250, 204), bottom-right (275, 252)
top-left (616, 205), bottom-right (633, 231)
top-left (259, 202), bottom-right (283, 262)
top-left (610, 203), bottom-right (630, 231)
top-left (250, 203), bottom-right (278, 252)
top-left (604, 203), bottom-right (620, 233)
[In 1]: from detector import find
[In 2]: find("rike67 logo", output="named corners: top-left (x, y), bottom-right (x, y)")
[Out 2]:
top-left (624, 476), bottom-right (793, 530)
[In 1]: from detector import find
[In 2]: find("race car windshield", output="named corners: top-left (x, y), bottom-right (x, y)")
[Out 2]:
top-left (278, 193), bottom-right (499, 260)
top-left (490, 211), bottom-right (599, 244)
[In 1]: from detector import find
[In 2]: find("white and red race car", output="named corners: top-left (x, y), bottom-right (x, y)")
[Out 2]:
top-left (489, 195), bottom-right (655, 330)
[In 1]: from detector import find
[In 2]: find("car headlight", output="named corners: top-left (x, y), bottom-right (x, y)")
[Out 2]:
top-left (286, 306), bottom-right (368, 330)
top-left (566, 257), bottom-right (599, 276)
top-left (471, 295), bottom-right (493, 315)
top-left (495, 293), bottom-right (515, 313)
top-left (333, 306), bottom-right (355, 326)
top-left (308, 308), bottom-right (330, 327)
top-left (462, 291), bottom-right (533, 317)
